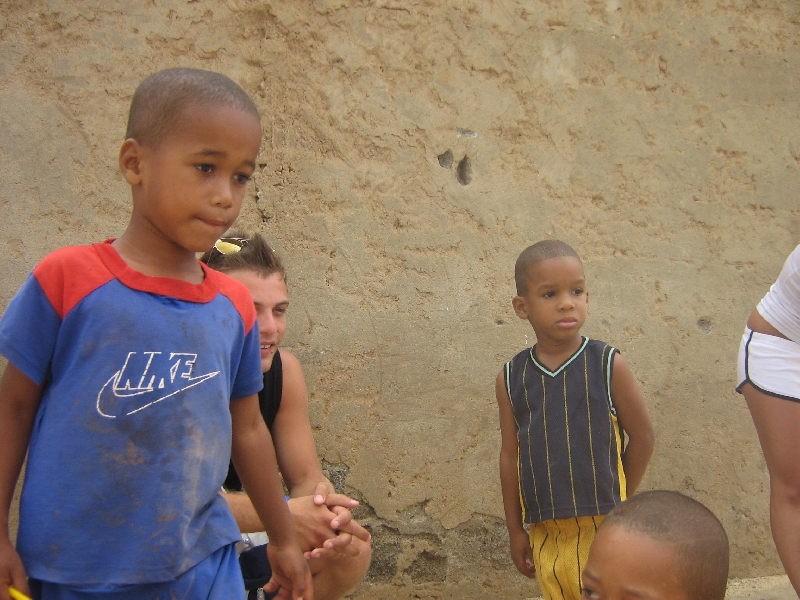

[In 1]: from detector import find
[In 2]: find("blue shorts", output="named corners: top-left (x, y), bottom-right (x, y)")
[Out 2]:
top-left (29, 543), bottom-right (245, 600)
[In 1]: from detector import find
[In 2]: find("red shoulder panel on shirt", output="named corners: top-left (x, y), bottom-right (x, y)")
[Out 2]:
top-left (211, 269), bottom-right (257, 333)
top-left (33, 245), bottom-right (115, 319)
top-left (33, 243), bottom-right (254, 324)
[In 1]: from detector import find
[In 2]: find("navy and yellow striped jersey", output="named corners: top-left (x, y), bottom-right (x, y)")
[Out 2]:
top-left (504, 337), bottom-right (626, 524)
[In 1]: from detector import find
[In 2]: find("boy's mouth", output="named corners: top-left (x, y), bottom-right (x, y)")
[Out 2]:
top-left (198, 216), bottom-right (228, 229)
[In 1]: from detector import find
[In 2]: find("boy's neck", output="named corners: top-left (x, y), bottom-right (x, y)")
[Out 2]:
top-left (113, 228), bottom-right (204, 284)
top-left (533, 333), bottom-right (584, 371)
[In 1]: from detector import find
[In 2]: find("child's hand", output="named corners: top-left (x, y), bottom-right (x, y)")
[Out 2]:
top-left (263, 542), bottom-right (313, 600)
top-left (509, 528), bottom-right (536, 579)
top-left (0, 539), bottom-right (28, 600)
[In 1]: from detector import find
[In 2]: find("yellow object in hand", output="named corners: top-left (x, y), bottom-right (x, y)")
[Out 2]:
top-left (8, 586), bottom-right (31, 600)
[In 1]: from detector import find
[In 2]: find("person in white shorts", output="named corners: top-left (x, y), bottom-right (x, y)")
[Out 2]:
top-left (738, 244), bottom-right (800, 595)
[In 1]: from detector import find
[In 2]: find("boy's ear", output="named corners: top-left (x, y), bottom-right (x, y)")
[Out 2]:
top-left (512, 296), bottom-right (528, 320)
top-left (119, 139), bottom-right (144, 186)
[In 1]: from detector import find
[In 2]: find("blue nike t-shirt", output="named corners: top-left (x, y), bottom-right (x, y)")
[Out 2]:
top-left (0, 241), bottom-right (263, 585)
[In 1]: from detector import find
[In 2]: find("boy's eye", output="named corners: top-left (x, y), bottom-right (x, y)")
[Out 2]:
top-left (234, 173), bottom-right (252, 185)
top-left (581, 587), bottom-right (600, 599)
top-left (543, 291), bottom-right (555, 298)
top-left (196, 164), bottom-right (214, 174)
top-left (274, 307), bottom-right (286, 316)
top-left (573, 288), bottom-right (584, 295)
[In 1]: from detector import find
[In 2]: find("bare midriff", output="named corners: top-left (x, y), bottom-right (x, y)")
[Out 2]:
top-left (747, 308), bottom-right (791, 341)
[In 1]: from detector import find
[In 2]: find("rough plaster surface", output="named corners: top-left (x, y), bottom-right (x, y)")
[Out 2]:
top-left (0, 1), bottom-right (798, 598)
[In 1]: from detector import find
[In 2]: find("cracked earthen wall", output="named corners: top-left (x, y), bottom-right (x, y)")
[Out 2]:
top-left (0, 1), bottom-right (798, 598)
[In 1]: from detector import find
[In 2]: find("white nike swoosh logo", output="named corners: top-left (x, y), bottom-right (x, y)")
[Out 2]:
top-left (96, 370), bottom-right (220, 418)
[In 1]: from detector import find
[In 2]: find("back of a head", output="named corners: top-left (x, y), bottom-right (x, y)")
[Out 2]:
top-left (126, 67), bottom-right (260, 148)
top-left (200, 232), bottom-right (285, 281)
top-left (602, 491), bottom-right (729, 600)
top-left (514, 239), bottom-right (581, 295)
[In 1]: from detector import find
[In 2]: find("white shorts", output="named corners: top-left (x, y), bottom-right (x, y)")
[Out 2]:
top-left (737, 327), bottom-right (800, 402)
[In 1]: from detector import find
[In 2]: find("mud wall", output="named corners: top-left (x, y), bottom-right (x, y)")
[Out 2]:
top-left (0, 1), bottom-right (798, 597)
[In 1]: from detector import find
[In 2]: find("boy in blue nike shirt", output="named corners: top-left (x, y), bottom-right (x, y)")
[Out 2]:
top-left (0, 68), bottom-right (311, 600)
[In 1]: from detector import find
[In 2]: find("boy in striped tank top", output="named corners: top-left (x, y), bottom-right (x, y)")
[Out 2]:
top-left (496, 240), bottom-right (655, 600)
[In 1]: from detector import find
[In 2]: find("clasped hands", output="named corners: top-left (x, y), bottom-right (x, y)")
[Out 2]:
top-left (288, 482), bottom-right (371, 560)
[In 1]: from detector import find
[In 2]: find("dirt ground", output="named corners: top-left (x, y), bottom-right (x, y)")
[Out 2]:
top-left (725, 577), bottom-right (796, 600)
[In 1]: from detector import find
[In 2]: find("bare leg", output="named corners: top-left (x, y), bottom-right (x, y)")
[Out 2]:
top-left (744, 382), bottom-right (800, 595)
top-left (307, 538), bottom-right (372, 600)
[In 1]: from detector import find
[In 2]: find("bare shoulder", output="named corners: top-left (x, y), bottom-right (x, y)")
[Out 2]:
top-left (611, 350), bottom-right (633, 374)
top-left (609, 351), bottom-right (653, 434)
top-left (278, 350), bottom-right (310, 397)
top-left (279, 349), bottom-right (303, 374)
top-left (495, 366), bottom-right (519, 447)
top-left (610, 351), bottom-right (639, 399)
top-left (275, 349), bottom-right (309, 411)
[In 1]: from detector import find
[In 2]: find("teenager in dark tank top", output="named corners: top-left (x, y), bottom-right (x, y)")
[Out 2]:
top-left (203, 233), bottom-right (371, 600)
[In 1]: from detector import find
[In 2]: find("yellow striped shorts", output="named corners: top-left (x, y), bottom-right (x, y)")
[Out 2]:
top-left (529, 515), bottom-right (605, 600)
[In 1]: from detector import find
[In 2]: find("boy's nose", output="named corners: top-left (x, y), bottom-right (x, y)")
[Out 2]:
top-left (212, 181), bottom-right (235, 208)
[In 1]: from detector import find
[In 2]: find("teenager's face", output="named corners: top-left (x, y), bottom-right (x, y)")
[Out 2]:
top-left (580, 525), bottom-right (689, 600)
top-left (228, 270), bottom-right (288, 372)
top-left (512, 256), bottom-right (588, 345)
top-left (125, 104), bottom-right (262, 255)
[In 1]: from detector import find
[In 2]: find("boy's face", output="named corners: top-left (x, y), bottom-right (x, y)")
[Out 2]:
top-left (581, 525), bottom-right (689, 600)
top-left (122, 103), bottom-right (262, 255)
top-left (512, 256), bottom-right (588, 343)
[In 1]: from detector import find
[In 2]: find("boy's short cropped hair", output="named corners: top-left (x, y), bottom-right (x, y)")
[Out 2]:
top-left (514, 239), bottom-right (581, 295)
top-left (125, 67), bottom-right (260, 148)
top-left (602, 490), bottom-right (729, 600)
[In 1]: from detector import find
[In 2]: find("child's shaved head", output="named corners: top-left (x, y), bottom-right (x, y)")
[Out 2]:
top-left (602, 490), bottom-right (729, 600)
top-left (514, 239), bottom-right (581, 295)
top-left (125, 67), bottom-right (260, 148)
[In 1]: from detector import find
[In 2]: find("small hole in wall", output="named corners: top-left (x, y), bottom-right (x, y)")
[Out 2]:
top-left (437, 149), bottom-right (453, 168)
top-left (696, 316), bottom-right (713, 333)
top-left (456, 156), bottom-right (471, 185)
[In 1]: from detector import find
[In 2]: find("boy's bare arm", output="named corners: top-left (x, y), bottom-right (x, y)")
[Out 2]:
top-left (496, 371), bottom-right (536, 579)
top-left (0, 363), bottom-right (44, 599)
top-left (230, 393), bottom-right (312, 600)
top-left (610, 354), bottom-right (655, 497)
